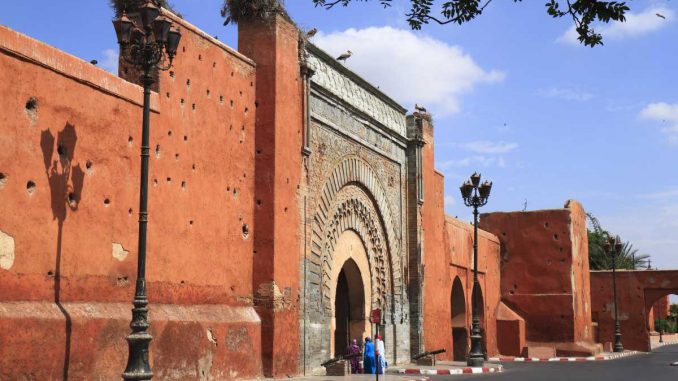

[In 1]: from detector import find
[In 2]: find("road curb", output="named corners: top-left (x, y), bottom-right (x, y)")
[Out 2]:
top-left (488, 351), bottom-right (641, 362)
top-left (651, 340), bottom-right (678, 349)
top-left (390, 366), bottom-right (503, 375)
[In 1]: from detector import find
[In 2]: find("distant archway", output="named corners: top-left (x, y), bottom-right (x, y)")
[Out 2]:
top-left (451, 277), bottom-right (467, 361)
top-left (646, 293), bottom-right (677, 346)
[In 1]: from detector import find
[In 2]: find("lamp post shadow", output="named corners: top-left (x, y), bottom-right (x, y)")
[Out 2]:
top-left (40, 123), bottom-right (85, 380)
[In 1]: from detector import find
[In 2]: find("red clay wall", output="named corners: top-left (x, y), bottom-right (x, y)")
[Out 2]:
top-left (0, 10), bottom-right (262, 380)
top-left (418, 116), bottom-right (501, 360)
top-left (480, 201), bottom-right (596, 355)
top-left (238, 14), bottom-right (303, 377)
top-left (591, 270), bottom-right (678, 352)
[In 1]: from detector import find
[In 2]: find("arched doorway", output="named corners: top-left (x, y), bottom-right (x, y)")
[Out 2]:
top-left (647, 294), bottom-right (677, 346)
top-left (330, 230), bottom-right (372, 358)
top-left (451, 277), bottom-right (467, 361)
top-left (472, 283), bottom-right (486, 357)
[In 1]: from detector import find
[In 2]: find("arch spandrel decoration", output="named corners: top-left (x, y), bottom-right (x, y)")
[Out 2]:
top-left (310, 156), bottom-right (403, 316)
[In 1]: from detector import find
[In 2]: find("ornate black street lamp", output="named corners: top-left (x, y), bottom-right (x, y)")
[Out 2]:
top-left (604, 235), bottom-right (624, 353)
top-left (460, 172), bottom-right (492, 367)
top-left (113, 2), bottom-right (181, 379)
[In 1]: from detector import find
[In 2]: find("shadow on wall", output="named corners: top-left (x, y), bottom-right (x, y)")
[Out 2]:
top-left (40, 122), bottom-right (85, 380)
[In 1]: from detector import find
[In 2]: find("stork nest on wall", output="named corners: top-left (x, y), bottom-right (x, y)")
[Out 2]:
top-left (220, 0), bottom-right (292, 25)
top-left (110, 0), bottom-right (181, 17)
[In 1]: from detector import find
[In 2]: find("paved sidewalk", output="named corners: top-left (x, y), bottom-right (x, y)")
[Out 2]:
top-left (388, 361), bottom-right (503, 376)
top-left (247, 376), bottom-right (429, 381)
top-left (488, 350), bottom-right (642, 362)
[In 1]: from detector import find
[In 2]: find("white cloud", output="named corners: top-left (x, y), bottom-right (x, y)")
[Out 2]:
top-left (558, 7), bottom-right (674, 45)
top-left (313, 27), bottom-right (504, 116)
top-left (438, 155), bottom-right (503, 169)
top-left (460, 141), bottom-right (518, 154)
top-left (640, 102), bottom-right (678, 145)
top-left (101, 48), bottom-right (118, 74)
top-left (541, 87), bottom-right (593, 102)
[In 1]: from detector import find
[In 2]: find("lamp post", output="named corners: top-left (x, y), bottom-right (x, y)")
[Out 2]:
top-left (659, 299), bottom-right (665, 343)
top-left (460, 172), bottom-right (492, 367)
top-left (113, 2), bottom-right (181, 380)
top-left (604, 235), bottom-right (624, 353)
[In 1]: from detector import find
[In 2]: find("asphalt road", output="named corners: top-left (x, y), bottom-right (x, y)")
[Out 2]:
top-left (428, 344), bottom-right (678, 381)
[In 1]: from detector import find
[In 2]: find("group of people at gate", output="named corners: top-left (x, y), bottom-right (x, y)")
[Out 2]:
top-left (347, 334), bottom-right (387, 374)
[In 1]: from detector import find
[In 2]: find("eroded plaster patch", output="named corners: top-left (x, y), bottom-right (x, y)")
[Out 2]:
top-left (112, 242), bottom-right (129, 261)
top-left (0, 230), bottom-right (15, 270)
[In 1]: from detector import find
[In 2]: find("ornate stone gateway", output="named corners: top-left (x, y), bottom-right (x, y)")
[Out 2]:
top-left (300, 44), bottom-right (411, 374)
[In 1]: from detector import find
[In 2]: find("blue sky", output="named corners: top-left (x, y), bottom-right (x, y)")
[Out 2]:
top-left (1, 1), bottom-right (677, 271)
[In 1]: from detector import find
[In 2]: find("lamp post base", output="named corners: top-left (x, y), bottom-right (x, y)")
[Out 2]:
top-left (613, 333), bottom-right (624, 353)
top-left (467, 355), bottom-right (485, 368)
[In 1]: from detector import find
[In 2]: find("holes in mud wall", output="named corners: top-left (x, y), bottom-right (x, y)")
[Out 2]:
top-left (544, 222), bottom-right (550, 229)
top-left (26, 180), bottom-right (36, 195)
top-left (206, 89), bottom-right (210, 96)
top-left (242, 224), bottom-right (249, 239)
top-left (168, 130), bottom-right (172, 136)
top-left (155, 145), bottom-right (161, 158)
top-left (0, 172), bottom-right (7, 188)
top-left (25, 97), bottom-right (38, 111)
top-left (189, 219), bottom-right (194, 226)
top-left (85, 160), bottom-right (93, 175)
top-left (153, 179), bottom-right (158, 187)
top-left (166, 92), bottom-right (170, 99)
top-left (169, 71), bottom-right (175, 78)
top-left (67, 192), bottom-right (77, 207)
top-left (57, 144), bottom-right (67, 159)
top-left (128, 208), bottom-right (133, 216)
top-left (181, 181), bottom-right (186, 190)
top-left (230, 100), bottom-right (234, 108)
top-left (184, 135), bottom-right (188, 142)
top-left (232, 188), bottom-right (238, 198)
top-left (180, 98), bottom-right (185, 107)
top-left (192, 103), bottom-right (196, 111)
top-left (256, 199), bottom-right (262, 207)
top-left (553, 234), bottom-right (559, 241)
top-left (104, 198), bottom-right (111, 207)
top-left (128, 136), bottom-right (133, 146)
top-left (244, 107), bottom-right (249, 114)
top-left (186, 79), bottom-right (191, 88)
top-left (198, 54), bottom-right (202, 61)
top-left (166, 177), bottom-right (172, 183)
top-left (175, 153), bottom-right (180, 161)
top-left (219, 95), bottom-right (224, 105)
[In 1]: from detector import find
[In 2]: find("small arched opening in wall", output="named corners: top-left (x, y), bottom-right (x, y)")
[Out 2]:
top-left (451, 276), bottom-right (467, 361)
top-left (646, 293), bottom-right (678, 346)
top-left (330, 231), bottom-right (372, 358)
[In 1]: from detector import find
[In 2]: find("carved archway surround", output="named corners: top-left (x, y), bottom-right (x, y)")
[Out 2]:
top-left (310, 156), bottom-right (402, 316)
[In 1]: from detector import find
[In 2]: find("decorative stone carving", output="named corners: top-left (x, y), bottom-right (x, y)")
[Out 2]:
top-left (306, 50), bottom-right (407, 137)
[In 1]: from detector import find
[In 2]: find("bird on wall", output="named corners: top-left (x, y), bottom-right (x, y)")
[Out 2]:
top-left (336, 50), bottom-right (352, 63)
top-left (656, 13), bottom-right (666, 19)
top-left (306, 28), bottom-right (318, 38)
top-left (415, 104), bottom-right (427, 113)
top-left (90, 60), bottom-right (98, 65)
